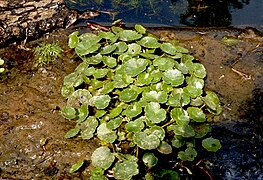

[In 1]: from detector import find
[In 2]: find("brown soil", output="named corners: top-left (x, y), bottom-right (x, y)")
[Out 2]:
top-left (0, 26), bottom-right (262, 179)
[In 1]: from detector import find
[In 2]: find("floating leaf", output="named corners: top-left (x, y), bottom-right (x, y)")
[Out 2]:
top-left (162, 69), bottom-right (184, 87)
top-left (75, 41), bottom-right (100, 56)
top-left (170, 108), bottom-right (190, 125)
top-left (125, 117), bottom-right (145, 132)
top-left (61, 85), bottom-right (74, 98)
top-left (167, 88), bottom-right (190, 107)
top-left (97, 123), bottom-right (117, 143)
top-left (169, 124), bottom-right (195, 137)
top-left (184, 76), bottom-right (204, 98)
top-left (190, 97), bottom-right (204, 106)
top-left (171, 136), bottom-right (185, 148)
top-left (113, 160), bottom-right (139, 180)
top-left (67, 89), bottom-right (92, 108)
top-left (90, 168), bottom-right (108, 180)
top-left (143, 152), bottom-right (158, 168)
top-left (157, 141), bottom-right (173, 154)
top-left (77, 104), bottom-right (89, 122)
top-left (100, 44), bottom-right (117, 54)
top-left (107, 117), bottom-right (122, 130)
top-left (79, 33), bottom-right (101, 42)
top-left (193, 124), bottom-right (212, 138)
top-left (114, 42), bottom-right (128, 54)
top-left (100, 81), bottom-right (115, 94)
top-left (202, 137), bottom-right (221, 152)
top-left (160, 43), bottom-right (178, 55)
top-left (190, 63), bottom-right (206, 79)
top-left (65, 127), bottom-right (80, 139)
top-left (98, 31), bottom-right (116, 40)
top-left (122, 102), bottom-right (142, 119)
top-left (91, 95), bottom-right (111, 109)
top-left (91, 146), bottom-right (115, 170)
top-left (119, 30), bottom-right (142, 41)
top-left (80, 116), bottom-right (98, 140)
top-left (119, 88), bottom-right (138, 102)
top-left (61, 106), bottom-right (76, 120)
top-left (150, 69), bottom-right (162, 83)
top-left (144, 90), bottom-right (168, 103)
top-left (135, 24), bottom-right (146, 34)
top-left (144, 126), bottom-right (165, 141)
top-left (145, 102), bottom-right (166, 124)
top-left (133, 132), bottom-right (160, 150)
top-left (137, 36), bottom-right (160, 48)
top-left (69, 160), bottom-right (84, 173)
top-left (178, 147), bottom-right (197, 161)
top-left (124, 58), bottom-right (148, 77)
top-left (109, 106), bottom-right (123, 119)
top-left (136, 72), bottom-right (153, 86)
top-left (221, 36), bottom-right (241, 46)
top-left (203, 91), bottom-right (220, 111)
top-left (93, 68), bottom-right (108, 79)
top-left (84, 53), bottom-right (103, 65)
top-left (153, 57), bottom-right (175, 71)
top-left (187, 107), bottom-right (206, 122)
top-left (68, 31), bottom-right (79, 48)
top-left (127, 43), bottom-right (141, 56)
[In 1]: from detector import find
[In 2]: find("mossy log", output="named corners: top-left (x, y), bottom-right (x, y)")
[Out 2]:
top-left (0, 0), bottom-right (79, 47)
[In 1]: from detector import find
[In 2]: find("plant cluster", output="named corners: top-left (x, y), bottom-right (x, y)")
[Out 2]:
top-left (61, 24), bottom-right (222, 179)
top-left (0, 58), bottom-right (4, 73)
top-left (33, 42), bottom-right (63, 66)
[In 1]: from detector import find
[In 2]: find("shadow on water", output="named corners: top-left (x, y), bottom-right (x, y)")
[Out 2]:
top-left (64, 0), bottom-right (262, 28)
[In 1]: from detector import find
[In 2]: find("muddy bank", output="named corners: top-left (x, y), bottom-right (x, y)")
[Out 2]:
top-left (0, 26), bottom-right (262, 179)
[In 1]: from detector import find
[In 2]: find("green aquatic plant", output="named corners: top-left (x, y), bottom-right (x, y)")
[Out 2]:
top-left (61, 24), bottom-right (222, 179)
top-left (33, 42), bottom-right (63, 66)
top-left (0, 58), bottom-right (5, 73)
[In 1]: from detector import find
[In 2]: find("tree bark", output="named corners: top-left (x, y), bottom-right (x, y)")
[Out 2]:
top-left (0, 0), bottom-right (78, 47)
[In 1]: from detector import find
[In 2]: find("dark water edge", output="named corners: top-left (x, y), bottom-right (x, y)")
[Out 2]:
top-left (64, 0), bottom-right (263, 31)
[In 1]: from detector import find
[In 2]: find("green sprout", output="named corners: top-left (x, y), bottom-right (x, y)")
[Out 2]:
top-left (62, 24), bottom-right (222, 179)
top-left (33, 42), bottom-right (63, 66)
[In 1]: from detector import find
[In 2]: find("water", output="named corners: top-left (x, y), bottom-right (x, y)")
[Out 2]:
top-left (65, 0), bottom-right (263, 29)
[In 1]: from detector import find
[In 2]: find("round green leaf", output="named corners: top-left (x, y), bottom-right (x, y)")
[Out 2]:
top-left (145, 102), bottom-right (166, 124)
top-left (127, 43), bottom-right (141, 56)
top-left (202, 137), bottom-right (222, 152)
top-left (142, 152), bottom-right (158, 168)
top-left (136, 72), bottom-right (153, 86)
top-left (84, 53), bottom-right (103, 65)
top-left (103, 56), bottom-right (117, 68)
top-left (77, 104), bottom-right (89, 122)
top-left (144, 90), bottom-right (168, 103)
top-left (170, 108), bottom-right (190, 125)
top-left (61, 106), bottom-right (76, 120)
top-left (100, 44), bottom-right (117, 54)
top-left (93, 68), bottom-right (108, 79)
top-left (114, 42), bottom-right (128, 54)
top-left (92, 95), bottom-right (111, 109)
top-left (69, 160), bottom-right (84, 173)
top-left (157, 141), bottom-right (173, 154)
top-left (75, 41), bottom-right (100, 56)
top-left (133, 132), bottom-right (160, 150)
top-left (98, 31), bottom-right (116, 40)
top-left (67, 89), bottom-right (92, 108)
top-left (61, 85), bottom-right (74, 98)
top-left (113, 160), bottom-right (139, 180)
top-left (153, 57), bottom-right (175, 71)
top-left (65, 127), bottom-right (80, 139)
top-left (135, 24), bottom-right (146, 34)
top-left (191, 63), bottom-right (206, 79)
top-left (150, 69), bottom-right (162, 83)
top-left (122, 102), bottom-right (142, 119)
top-left (193, 124), bottom-right (212, 138)
top-left (91, 146), bottom-right (115, 170)
top-left (68, 31), bottom-right (79, 48)
top-left (119, 30), bottom-right (143, 41)
top-left (162, 69), bottom-right (184, 87)
top-left (160, 43), bottom-right (178, 55)
top-left (80, 116), bottom-right (98, 140)
top-left (125, 118), bottom-right (145, 132)
top-left (203, 91), bottom-right (220, 111)
top-left (119, 89), bottom-right (138, 102)
top-left (109, 106), bottom-right (123, 119)
top-left (144, 126), bottom-right (165, 141)
top-left (187, 107), bottom-right (206, 122)
top-left (178, 147), bottom-right (197, 161)
top-left (167, 88), bottom-right (190, 107)
top-left (170, 124), bottom-right (195, 138)
top-left (171, 136), bottom-right (185, 148)
top-left (100, 81), bottom-right (115, 94)
top-left (137, 36), bottom-right (160, 48)
top-left (124, 58), bottom-right (148, 77)
top-left (107, 117), bottom-right (122, 130)
top-left (97, 123), bottom-right (117, 143)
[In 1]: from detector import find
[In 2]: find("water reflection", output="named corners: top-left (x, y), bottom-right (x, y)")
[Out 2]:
top-left (65, 0), bottom-right (253, 27)
top-left (172, 0), bottom-right (250, 26)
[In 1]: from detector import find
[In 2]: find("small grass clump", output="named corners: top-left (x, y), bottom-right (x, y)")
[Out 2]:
top-left (34, 42), bottom-right (63, 66)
